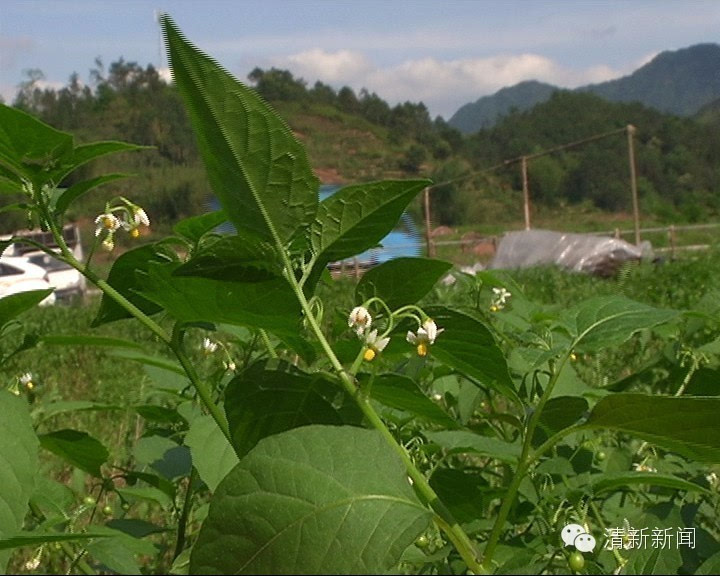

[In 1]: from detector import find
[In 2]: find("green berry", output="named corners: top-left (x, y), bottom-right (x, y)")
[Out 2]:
top-left (568, 550), bottom-right (585, 572)
top-left (595, 450), bottom-right (607, 462)
top-left (415, 535), bottom-right (430, 549)
top-left (102, 505), bottom-right (113, 516)
top-left (83, 496), bottom-right (96, 506)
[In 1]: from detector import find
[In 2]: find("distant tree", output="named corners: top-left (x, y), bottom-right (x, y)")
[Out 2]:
top-left (247, 67), bottom-right (307, 102)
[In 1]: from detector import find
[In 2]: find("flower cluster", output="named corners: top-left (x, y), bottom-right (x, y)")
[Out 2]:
top-left (8, 372), bottom-right (36, 396)
top-left (94, 198), bottom-right (150, 251)
top-left (406, 319), bottom-right (443, 357)
top-left (200, 337), bottom-right (236, 372)
top-left (349, 306), bottom-right (389, 361)
top-left (490, 287), bottom-right (512, 312)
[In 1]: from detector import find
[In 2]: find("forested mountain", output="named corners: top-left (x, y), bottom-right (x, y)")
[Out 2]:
top-left (3, 56), bottom-right (718, 237)
top-left (449, 43), bottom-right (720, 133)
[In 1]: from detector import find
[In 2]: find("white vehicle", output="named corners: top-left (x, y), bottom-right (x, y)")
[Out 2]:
top-left (24, 251), bottom-right (86, 299)
top-left (1, 224), bottom-right (86, 300)
top-left (0, 256), bottom-right (56, 306)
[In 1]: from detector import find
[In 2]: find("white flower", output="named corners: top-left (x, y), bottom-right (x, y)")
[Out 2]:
top-left (224, 360), bottom-right (237, 372)
top-left (101, 236), bottom-right (115, 251)
top-left (406, 319), bottom-right (444, 357)
top-left (133, 206), bottom-right (150, 227)
top-left (94, 213), bottom-right (121, 237)
top-left (202, 338), bottom-right (218, 354)
top-left (632, 462), bottom-right (657, 473)
top-left (19, 372), bottom-right (33, 386)
top-left (706, 472), bottom-right (718, 488)
top-left (348, 306), bottom-right (372, 336)
top-left (363, 329), bottom-right (390, 361)
top-left (491, 287), bottom-right (512, 311)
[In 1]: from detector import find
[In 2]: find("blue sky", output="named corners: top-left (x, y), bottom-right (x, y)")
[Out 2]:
top-left (1, 0), bottom-right (718, 119)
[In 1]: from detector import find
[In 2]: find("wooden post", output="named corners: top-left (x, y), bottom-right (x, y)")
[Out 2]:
top-left (627, 124), bottom-right (641, 246)
top-left (423, 186), bottom-right (436, 257)
top-left (521, 156), bottom-right (531, 230)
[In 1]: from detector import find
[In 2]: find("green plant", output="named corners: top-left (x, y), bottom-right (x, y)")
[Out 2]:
top-left (1, 14), bottom-right (720, 575)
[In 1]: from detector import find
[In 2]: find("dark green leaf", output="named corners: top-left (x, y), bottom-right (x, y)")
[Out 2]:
top-left (533, 396), bottom-right (588, 447)
top-left (173, 234), bottom-right (281, 282)
top-left (173, 211), bottom-right (227, 243)
top-left (311, 180), bottom-right (429, 265)
top-left (92, 244), bottom-right (174, 326)
top-left (423, 306), bottom-right (516, 401)
top-left (105, 519), bottom-right (170, 539)
top-left (564, 296), bottom-right (680, 352)
top-left (697, 551), bottom-right (720, 575)
top-left (0, 393), bottom-right (39, 572)
top-left (185, 414), bottom-right (239, 492)
top-left (0, 289), bottom-right (53, 327)
top-left (368, 373), bottom-right (459, 428)
top-left (225, 362), bottom-right (360, 458)
top-left (190, 425), bottom-right (431, 574)
top-left (355, 257), bottom-right (452, 310)
top-left (39, 429), bottom-right (109, 477)
top-left (584, 394), bottom-right (720, 462)
top-left (424, 430), bottom-right (521, 463)
top-left (0, 532), bottom-right (112, 552)
top-left (161, 15), bottom-right (318, 245)
top-left (589, 472), bottom-right (711, 495)
top-left (54, 173), bottom-right (129, 216)
top-left (138, 261), bottom-right (301, 334)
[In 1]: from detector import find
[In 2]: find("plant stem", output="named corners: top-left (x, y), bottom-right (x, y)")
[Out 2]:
top-left (482, 354), bottom-right (571, 569)
top-left (281, 253), bottom-right (484, 573)
top-left (173, 467), bottom-right (198, 561)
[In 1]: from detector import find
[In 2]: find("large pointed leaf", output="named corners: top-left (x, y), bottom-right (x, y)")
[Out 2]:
top-left (173, 234), bottom-right (281, 282)
top-left (0, 104), bottom-right (72, 180)
top-left (424, 430), bottom-right (521, 463)
top-left (38, 429), bottom-right (109, 477)
top-left (54, 173), bottom-right (130, 216)
top-left (311, 180), bottom-right (429, 265)
top-left (224, 362), bottom-right (361, 458)
top-left (185, 415), bottom-right (239, 492)
top-left (583, 394), bottom-right (720, 462)
top-left (368, 373), bottom-right (459, 428)
top-left (190, 425), bottom-right (432, 574)
top-left (563, 296), bottom-right (680, 352)
top-left (0, 393), bottom-right (39, 574)
top-left (355, 257), bottom-right (452, 310)
top-left (173, 211), bottom-right (227, 243)
top-left (423, 306), bottom-right (516, 401)
top-left (138, 261), bottom-right (300, 333)
top-left (0, 289), bottom-right (53, 327)
top-left (93, 243), bottom-right (174, 326)
top-left (161, 15), bottom-right (318, 246)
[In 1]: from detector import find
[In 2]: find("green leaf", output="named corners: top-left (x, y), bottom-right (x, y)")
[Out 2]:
top-left (85, 526), bottom-right (156, 575)
top-left (355, 257), bottom-right (452, 309)
top-left (92, 243), bottom-right (174, 326)
top-left (173, 211), bottom-right (227, 243)
top-left (185, 415), bottom-right (239, 492)
top-left (0, 393), bottom-right (39, 573)
top-left (0, 289), bottom-right (53, 327)
top-left (138, 261), bottom-right (301, 334)
top-left (533, 396), bottom-right (588, 447)
top-left (38, 429), bottom-right (109, 477)
top-left (190, 425), bottom-right (432, 574)
top-left (40, 334), bottom-right (144, 349)
top-left (58, 141), bottom-right (145, 183)
top-left (0, 531), bottom-right (112, 552)
top-left (161, 15), bottom-right (318, 246)
top-left (429, 468), bottom-right (489, 524)
top-left (225, 362), bottom-right (360, 458)
top-left (173, 234), bottom-right (281, 282)
top-left (368, 373), bottom-right (459, 428)
top-left (583, 394), bottom-right (720, 462)
top-left (424, 430), bottom-right (521, 463)
top-left (563, 296), bottom-right (680, 352)
top-left (54, 173), bottom-right (129, 216)
top-left (311, 180), bottom-right (429, 268)
top-left (423, 306), bottom-right (516, 401)
top-left (697, 551), bottom-right (720, 575)
top-left (0, 104), bottom-right (73, 181)
top-left (588, 472), bottom-right (711, 495)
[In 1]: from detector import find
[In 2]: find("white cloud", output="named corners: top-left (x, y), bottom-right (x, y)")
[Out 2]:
top-left (277, 50), bottom-right (626, 118)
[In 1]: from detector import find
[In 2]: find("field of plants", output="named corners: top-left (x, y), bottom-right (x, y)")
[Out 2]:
top-left (2, 14), bottom-right (720, 576)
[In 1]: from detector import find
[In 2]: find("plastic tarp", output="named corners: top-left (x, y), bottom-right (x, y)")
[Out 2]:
top-left (489, 229), bottom-right (651, 276)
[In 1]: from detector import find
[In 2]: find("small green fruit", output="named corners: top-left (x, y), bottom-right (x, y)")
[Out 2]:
top-left (595, 450), bottom-right (607, 462)
top-left (102, 505), bottom-right (113, 516)
top-left (83, 496), bottom-right (96, 506)
top-left (415, 535), bottom-right (430, 549)
top-left (568, 550), bottom-right (585, 572)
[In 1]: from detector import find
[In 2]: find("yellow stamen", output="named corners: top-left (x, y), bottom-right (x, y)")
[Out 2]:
top-left (130, 228), bottom-right (140, 238)
top-left (417, 343), bottom-right (428, 357)
top-left (102, 216), bottom-right (115, 229)
top-left (26, 381), bottom-right (34, 390)
top-left (363, 348), bottom-right (376, 361)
